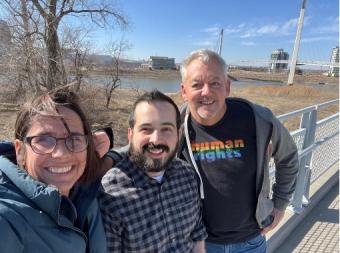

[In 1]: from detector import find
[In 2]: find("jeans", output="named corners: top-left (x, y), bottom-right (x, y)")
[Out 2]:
top-left (205, 234), bottom-right (267, 253)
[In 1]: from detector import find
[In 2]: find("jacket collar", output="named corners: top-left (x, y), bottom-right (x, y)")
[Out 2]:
top-left (0, 156), bottom-right (99, 227)
top-left (0, 156), bottom-right (61, 218)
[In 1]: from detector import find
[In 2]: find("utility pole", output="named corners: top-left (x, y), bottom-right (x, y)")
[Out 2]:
top-left (217, 28), bottom-right (236, 81)
top-left (287, 0), bottom-right (307, 86)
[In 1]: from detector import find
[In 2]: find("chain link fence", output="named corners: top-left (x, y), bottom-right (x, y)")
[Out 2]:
top-left (270, 99), bottom-right (339, 213)
top-left (310, 114), bottom-right (339, 182)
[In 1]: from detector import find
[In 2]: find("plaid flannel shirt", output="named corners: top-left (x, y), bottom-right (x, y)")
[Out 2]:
top-left (99, 156), bottom-right (207, 253)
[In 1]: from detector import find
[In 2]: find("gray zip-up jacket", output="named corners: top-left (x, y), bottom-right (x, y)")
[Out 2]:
top-left (178, 97), bottom-right (299, 228)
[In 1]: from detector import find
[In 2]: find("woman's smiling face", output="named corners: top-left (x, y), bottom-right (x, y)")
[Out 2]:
top-left (16, 106), bottom-right (87, 196)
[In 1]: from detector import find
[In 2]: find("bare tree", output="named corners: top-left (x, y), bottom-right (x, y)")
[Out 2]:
top-left (105, 38), bottom-right (131, 108)
top-left (2, 0), bottom-right (128, 90)
top-left (61, 26), bottom-right (93, 91)
top-left (30, 0), bottom-right (128, 89)
top-left (1, 0), bottom-right (45, 95)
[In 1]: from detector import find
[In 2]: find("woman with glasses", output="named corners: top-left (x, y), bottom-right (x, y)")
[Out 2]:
top-left (0, 90), bottom-right (107, 252)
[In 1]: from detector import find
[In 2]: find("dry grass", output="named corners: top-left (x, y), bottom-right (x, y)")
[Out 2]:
top-left (228, 69), bottom-right (339, 85)
top-left (0, 83), bottom-right (338, 147)
top-left (230, 85), bottom-right (338, 131)
top-left (171, 85), bottom-right (339, 133)
top-left (74, 85), bottom-right (144, 146)
top-left (230, 85), bottom-right (338, 114)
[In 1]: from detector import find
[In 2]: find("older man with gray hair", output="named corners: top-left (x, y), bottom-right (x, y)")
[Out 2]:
top-left (178, 49), bottom-right (298, 253)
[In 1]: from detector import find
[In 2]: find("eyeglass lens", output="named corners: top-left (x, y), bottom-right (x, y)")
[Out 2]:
top-left (30, 135), bottom-right (87, 154)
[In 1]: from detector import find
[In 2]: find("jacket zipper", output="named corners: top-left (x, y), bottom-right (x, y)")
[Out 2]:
top-left (56, 196), bottom-right (89, 244)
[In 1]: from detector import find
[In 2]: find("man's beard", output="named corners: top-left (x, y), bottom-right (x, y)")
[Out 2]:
top-left (129, 142), bottom-right (177, 173)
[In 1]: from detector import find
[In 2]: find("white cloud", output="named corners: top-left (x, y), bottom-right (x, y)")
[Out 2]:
top-left (225, 17), bottom-right (311, 38)
top-left (201, 19), bottom-right (296, 39)
top-left (304, 16), bottom-right (312, 26)
top-left (286, 35), bottom-right (339, 44)
top-left (195, 24), bottom-right (222, 48)
top-left (202, 27), bottom-right (219, 33)
top-left (192, 41), bottom-right (215, 46)
top-left (240, 32), bottom-right (252, 38)
top-left (257, 25), bottom-right (279, 34)
top-left (240, 24), bottom-right (281, 38)
top-left (223, 27), bottom-right (242, 34)
top-left (240, 18), bottom-right (299, 38)
top-left (310, 16), bottom-right (339, 34)
top-left (301, 36), bottom-right (339, 43)
top-left (280, 18), bottom-right (298, 35)
top-left (195, 15), bottom-right (336, 48)
top-left (241, 41), bottom-right (256, 46)
top-left (201, 24), bottom-right (221, 36)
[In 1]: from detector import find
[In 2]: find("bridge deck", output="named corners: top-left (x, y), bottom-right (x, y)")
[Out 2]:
top-left (275, 183), bottom-right (339, 252)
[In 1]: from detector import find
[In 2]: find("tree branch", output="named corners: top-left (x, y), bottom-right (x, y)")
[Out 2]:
top-left (31, 0), bottom-right (48, 19)
top-left (60, 8), bottom-right (127, 26)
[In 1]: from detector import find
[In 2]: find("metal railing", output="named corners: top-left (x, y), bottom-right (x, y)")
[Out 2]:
top-left (270, 99), bottom-right (339, 213)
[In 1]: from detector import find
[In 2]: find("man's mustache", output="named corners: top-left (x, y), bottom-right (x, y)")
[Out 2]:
top-left (142, 143), bottom-right (170, 153)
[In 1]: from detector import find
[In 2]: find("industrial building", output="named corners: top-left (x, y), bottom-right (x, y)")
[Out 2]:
top-left (269, 49), bottom-right (289, 72)
top-left (148, 56), bottom-right (176, 70)
top-left (328, 46), bottom-right (339, 77)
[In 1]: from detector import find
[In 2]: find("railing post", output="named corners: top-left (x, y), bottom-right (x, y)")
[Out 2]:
top-left (303, 109), bottom-right (317, 201)
top-left (291, 108), bottom-right (317, 213)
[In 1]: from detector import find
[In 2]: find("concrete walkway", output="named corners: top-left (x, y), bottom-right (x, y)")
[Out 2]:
top-left (275, 183), bottom-right (339, 253)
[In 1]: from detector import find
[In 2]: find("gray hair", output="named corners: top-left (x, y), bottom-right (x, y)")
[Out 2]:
top-left (180, 49), bottom-right (228, 82)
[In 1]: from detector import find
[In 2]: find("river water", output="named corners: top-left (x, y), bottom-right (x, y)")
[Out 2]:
top-left (87, 75), bottom-right (284, 93)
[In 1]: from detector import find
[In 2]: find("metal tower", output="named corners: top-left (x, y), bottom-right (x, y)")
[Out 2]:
top-left (218, 29), bottom-right (224, 56)
top-left (287, 0), bottom-right (307, 85)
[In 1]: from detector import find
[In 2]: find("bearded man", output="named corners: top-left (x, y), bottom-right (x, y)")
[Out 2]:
top-left (99, 90), bottom-right (207, 253)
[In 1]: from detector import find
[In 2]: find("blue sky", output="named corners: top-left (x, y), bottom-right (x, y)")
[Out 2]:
top-left (1, 0), bottom-right (338, 64)
top-left (94, 0), bottom-right (339, 64)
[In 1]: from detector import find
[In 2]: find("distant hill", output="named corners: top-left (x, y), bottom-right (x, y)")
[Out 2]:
top-left (64, 51), bottom-right (146, 68)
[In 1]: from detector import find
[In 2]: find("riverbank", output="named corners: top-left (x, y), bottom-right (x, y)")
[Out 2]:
top-left (92, 68), bottom-right (181, 79)
top-left (107, 68), bottom-right (339, 85)
top-left (228, 69), bottom-right (339, 85)
top-left (85, 67), bottom-right (339, 85)
top-left (0, 82), bottom-right (338, 147)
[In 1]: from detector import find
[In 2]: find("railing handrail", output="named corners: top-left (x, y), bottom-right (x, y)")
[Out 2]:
top-left (316, 99), bottom-right (339, 110)
top-left (277, 99), bottom-right (339, 121)
top-left (298, 131), bottom-right (339, 158)
top-left (316, 113), bottom-right (339, 126)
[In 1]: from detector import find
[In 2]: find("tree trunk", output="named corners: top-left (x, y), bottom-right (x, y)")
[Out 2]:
top-left (46, 23), bottom-right (59, 90)
top-left (56, 38), bottom-right (67, 85)
top-left (106, 79), bottom-right (120, 108)
top-left (20, 0), bottom-right (41, 94)
top-left (105, 85), bottom-right (113, 108)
